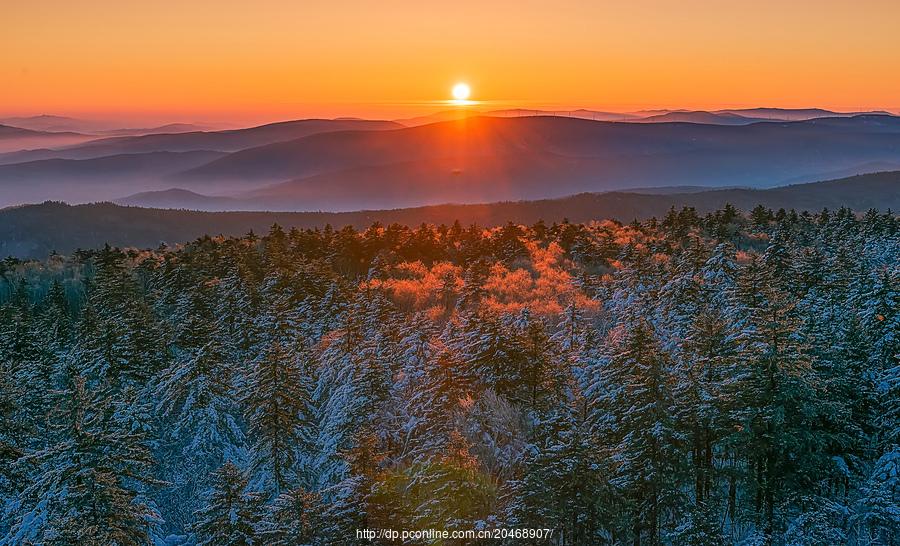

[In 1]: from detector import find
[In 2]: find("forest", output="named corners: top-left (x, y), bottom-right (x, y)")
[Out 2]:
top-left (0, 204), bottom-right (898, 545)
top-left (3, 170), bottom-right (900, 260)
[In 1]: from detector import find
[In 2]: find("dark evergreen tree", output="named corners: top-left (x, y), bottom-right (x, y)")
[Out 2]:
top-left (258, 488), bottom-right (324, 546)
top-left (154, 282), bottom-right (246, 530)
top-left (600, 320), bottom-right (685, 546)
top-left (0, 207), bottom-right (896, 545)
top-left (192, 461), bottom-right (261, 546)
top-left (5, 373), bottom-right (157, 545)
top-left (243, 336), bottom-right (310, 496)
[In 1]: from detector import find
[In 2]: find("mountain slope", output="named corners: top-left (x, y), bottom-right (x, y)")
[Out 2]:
top-left (0, 118), bottom-right (402, 165)
top-left (714, 107), bottom-right (893, 121)
top-left (0, 115), bottom-right (113, 133)
top-left (169, 114), bottom-right (900, 209)
top-left (0, 124), bottom-right (97, 153)
top-left (636, 111), bottom-right (761, 125)
top-left (116, 188), bottom-right (240, 209)
top-left (0, 151), bottom-right (227, 206)
top-left (4, 114), bottom-right (900, 210)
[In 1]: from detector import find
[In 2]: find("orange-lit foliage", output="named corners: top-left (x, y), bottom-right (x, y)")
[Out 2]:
top-left (481, 241), bottom-right (597, 315)
top-left (370, 239), bottom-right (599, 317)
top-left (376, 261), bottom-right (461, 308)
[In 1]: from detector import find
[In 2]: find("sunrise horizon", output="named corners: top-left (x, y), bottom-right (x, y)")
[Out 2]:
top-left (4, 99), bottom-right (900, 128)
top-left (3, 3), bottom-right (900, 545)
top-left (6, 1), bottom-right (900, 126)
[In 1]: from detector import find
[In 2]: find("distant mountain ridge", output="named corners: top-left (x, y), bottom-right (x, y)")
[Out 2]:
top-left (1, 110), bottom-right (899, 210)
top-left (0, 115), bottom-right (107, 133)
top-left (163, 114), bottom-right (900, 210)
top-left (635, 111), bottom-right (759, 125)
top-left (396, 108), bottom-right (640, 126)
top-left (395, 107), bottom-right (892, 126)
top-left (0, 151), bottom-right (228, 205)
top-left (0, 124), bottom-right (98, 153)
top-left (0, 118), bottom-right (402, 165)
top-left (714, 107), bottom-right (893, 121)
top-left (117, 188), bottom-right (240, 209)
top-left (0, 115), bottom-right (224, 135)
top-left (0, 124), bottom-right (86, 139)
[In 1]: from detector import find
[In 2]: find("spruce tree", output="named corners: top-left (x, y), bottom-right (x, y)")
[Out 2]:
top-left (243, 336), bottom-right (310, 497)
top-left (192, 461), bottom-right (261, 546)
top-left (154, 282), bottom-right (246, 530)
top-left (601, 320), bottom-right (685, 546)
top-left (258, 487), bottom-right (324, 546)
top-left (5, 372), bottom-right (157, 545)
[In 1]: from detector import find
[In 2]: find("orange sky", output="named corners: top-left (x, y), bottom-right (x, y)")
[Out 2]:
top-left (3, 0), bottom-right (899, 124)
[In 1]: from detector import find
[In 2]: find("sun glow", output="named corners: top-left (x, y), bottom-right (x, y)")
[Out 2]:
top-left (451, 82), bottom-right (472, 103)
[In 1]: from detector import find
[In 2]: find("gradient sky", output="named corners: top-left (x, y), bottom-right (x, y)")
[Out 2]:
top-left (4, 0), bottom-right (899, 124)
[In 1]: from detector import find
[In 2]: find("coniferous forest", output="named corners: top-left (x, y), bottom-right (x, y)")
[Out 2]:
top-left (1, 205), bottom-right (898, 545)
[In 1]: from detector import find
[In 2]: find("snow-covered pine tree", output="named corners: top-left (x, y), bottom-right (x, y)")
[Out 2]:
top-left (319, 429), bottom-right (385, 545)
top-left (192, 461), bottom-right (261, 546)
top-left (397, 430), bottom-right (496, 534)
top-left (600, 318), bottom-right (685, 546)
top-left (851, 447), bottom-right (900, 545)
top-left (459, 259), bottom-right (490, 311)
top-left (451, 309), bottom-right (530, 405)
top-left (513, 307), bottom-right (564, 412)
top-left (311, 289), bottom-right (398, 490)
top-left (506, 401), bottom-right (609, 544)
top-left (83, 245), bottom-right (166, 388)
top-left (4, 371), bottom-right (158, 545)
top-left (731, 235), bottom-right (823, 541)
top-left (669, 501), bottom-right (728, 546)
top-left (0, 356), bottom-right (25, 533)
top-left (661, 242), bottom-right (741, 521)
top-left (38, 278), bottom-right (72, 352)
top-left (258, 487), bottom-right (324, 546)
top-left (154, 281), bottom-right (246, 531)
top-left (243, 333), bottom-right (310, 497)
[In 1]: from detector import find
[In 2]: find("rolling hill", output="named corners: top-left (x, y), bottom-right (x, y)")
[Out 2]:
top-left (163, 114), bottom-right (900, 210)
top-left (396, 108), bottom-right (640, 126)
top-left (636, 111), bottom-right (760, 125)
top-left (395, 107), bottom-right (890, 126)
top-left (3, 113), bottom-right (900, 211)
top-left (0, 124), bottom-right (98, 153)
top-left (0, 151), bottom-right (228, 206)
top-left (116, 188), bottom-right (240, 209)
top-left (0, 115), bottom-right (114, 133)
top-left (3, 171), bottom-right (897, 259)
top-left (714, 107), bottom-right (893, 121)
top-left (0, 118), bottom-right (402, 165)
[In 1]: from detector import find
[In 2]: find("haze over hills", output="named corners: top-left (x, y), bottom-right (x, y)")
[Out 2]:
top-left (160, 114), bottom-right (900, 210)
top-left (396, 108), bottom-right (641, 126)
top-left (91, 123), bottom-right (220, 136)
top-left (0, 118), bottom-right (402, 165)
top-left (116, 188), bottom-right (240, 210)
top-left (395, 107), bottom-right (892, 126)
top-left (714, 107), bottom-right (894, 121)
top-left (0, 124), bottom-right (97, 153)
top-left (0, 115), bottom-right (219, 136)
top-left (3, 170), bottom-right (898, 259)
top-left (0, 151), bottom-right (229, 204)
top-left (1, 108), bottom-right (899, 210)
top-left (635, 111), bottom-right (759, 125)
top-left (0, 115), bottom-right (117, 133)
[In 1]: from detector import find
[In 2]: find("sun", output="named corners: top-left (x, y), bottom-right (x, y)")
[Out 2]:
top-left (452, 82), bottom-right (471, 101)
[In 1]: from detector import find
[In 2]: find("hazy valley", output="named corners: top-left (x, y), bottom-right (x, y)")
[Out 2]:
top-left (2, 109), bottom-right (899, 211)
